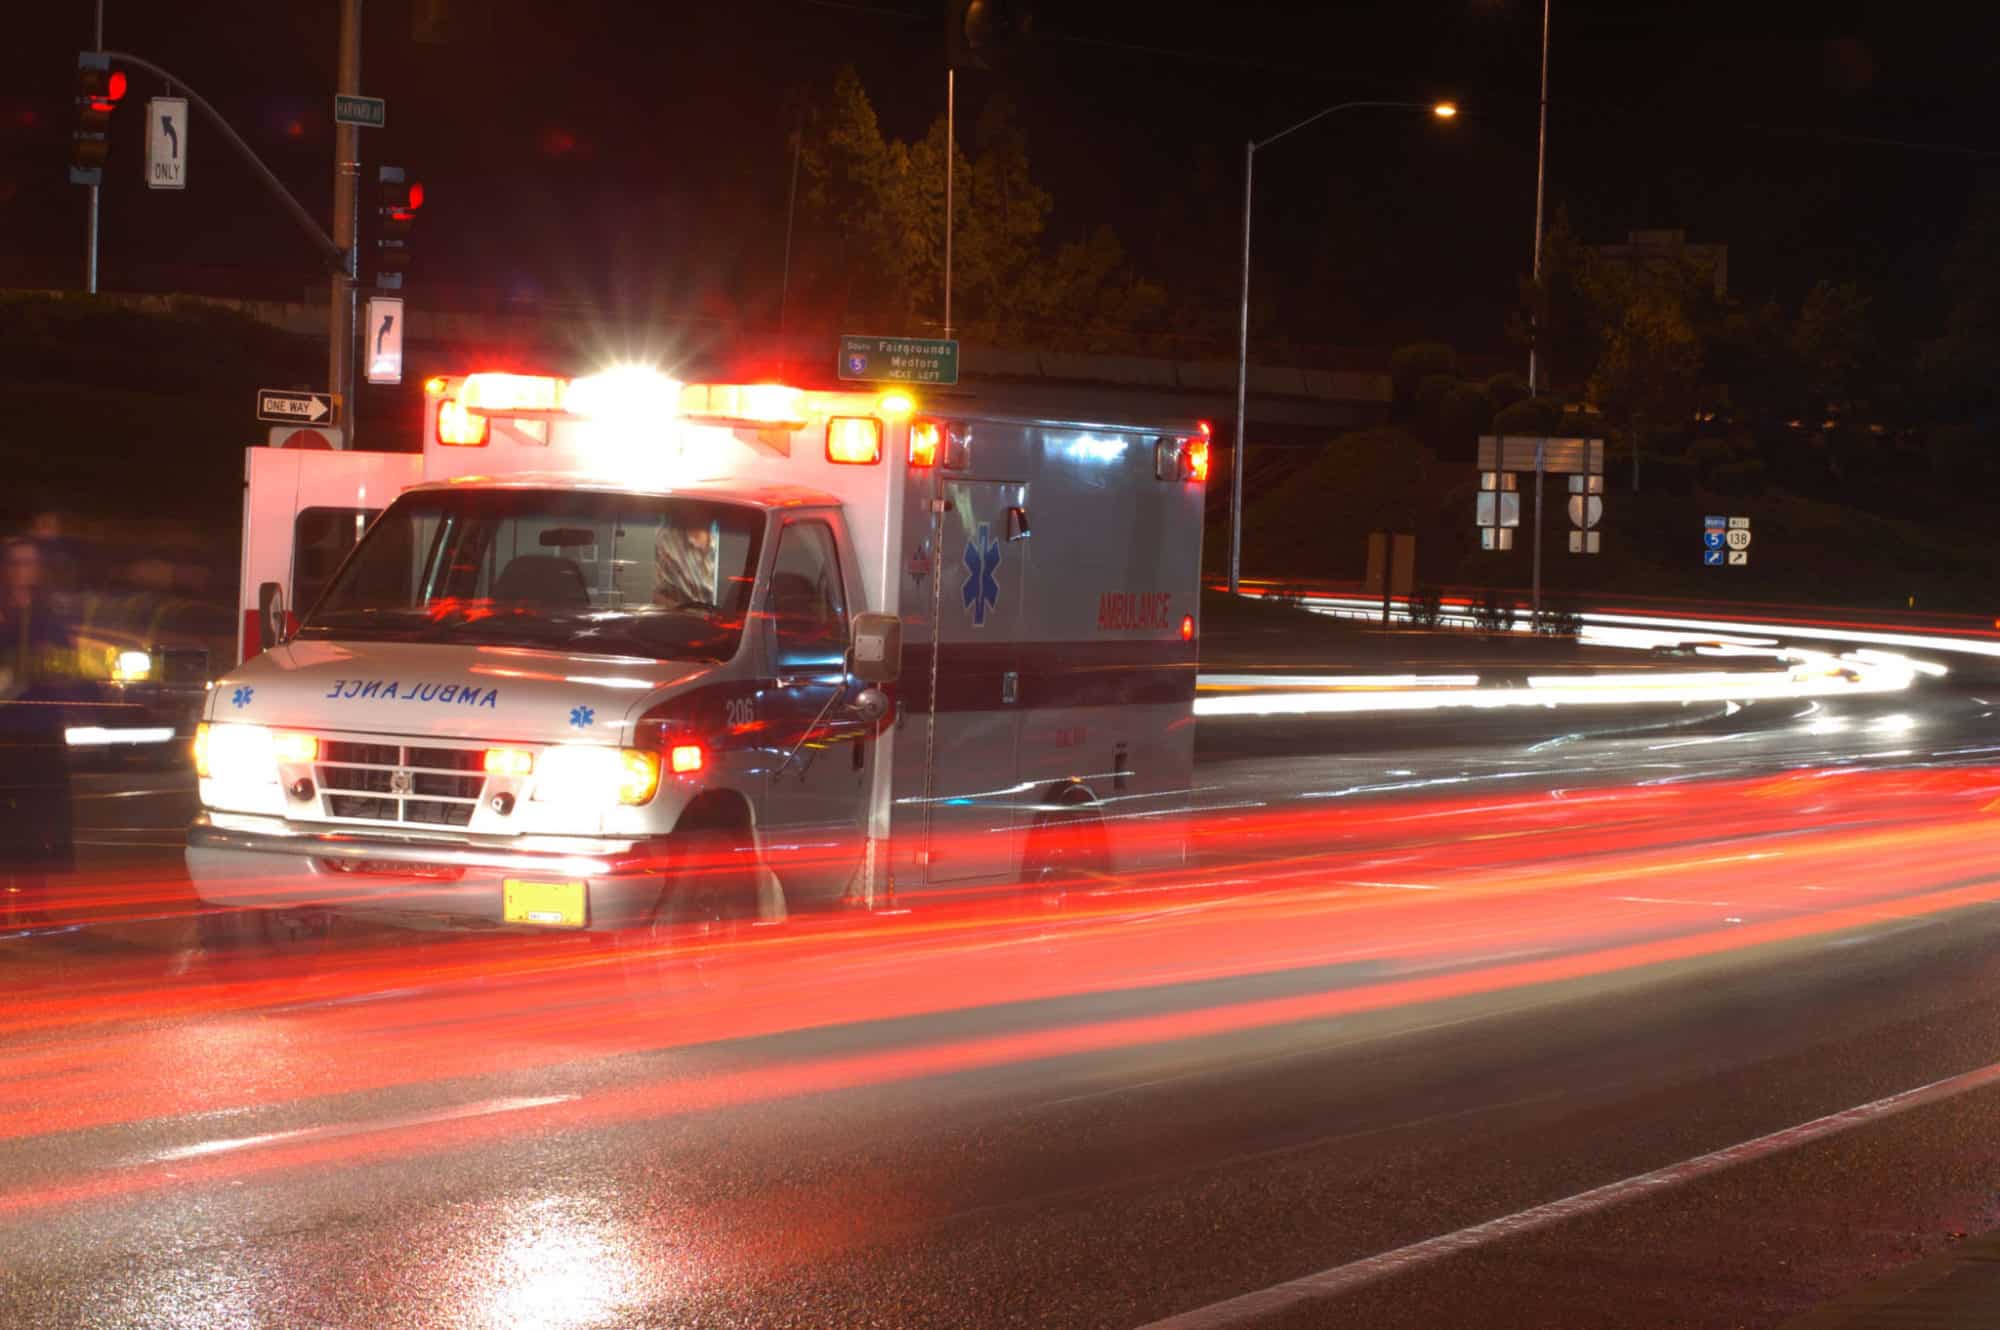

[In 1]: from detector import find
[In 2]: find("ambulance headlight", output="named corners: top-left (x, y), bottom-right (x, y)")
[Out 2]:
top-left (532, 746), bottom-right (661, 808)
top-left (196, 723), bottom-right (276, 783)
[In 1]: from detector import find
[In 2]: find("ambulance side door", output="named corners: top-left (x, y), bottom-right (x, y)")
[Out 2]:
top-left (239, 447), bottom-right (422, 662)
top-left (758, 514), bottom-right (870, 906)
top-left (915, 476), bottom-right (1029, 883)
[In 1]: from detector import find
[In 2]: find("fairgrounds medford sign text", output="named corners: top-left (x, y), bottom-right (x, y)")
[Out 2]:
top-left (837, 334), bottom-right (959, 386)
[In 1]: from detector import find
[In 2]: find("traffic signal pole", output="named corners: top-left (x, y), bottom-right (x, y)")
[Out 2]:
top-left (86, 0), bottom-right (103, 293)
top-left (330, 0), bottom-right (363, 448)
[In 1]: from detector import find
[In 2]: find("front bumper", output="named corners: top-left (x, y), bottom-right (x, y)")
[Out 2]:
top-left (185, 815), bottom-right (672, 931)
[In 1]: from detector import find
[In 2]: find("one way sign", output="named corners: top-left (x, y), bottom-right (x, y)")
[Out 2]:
top-left (257, 389), bottom-right (335, 424)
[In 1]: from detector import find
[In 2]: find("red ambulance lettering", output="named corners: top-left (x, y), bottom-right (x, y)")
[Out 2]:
top-left (1097, 591), bottom-right (1172, 631)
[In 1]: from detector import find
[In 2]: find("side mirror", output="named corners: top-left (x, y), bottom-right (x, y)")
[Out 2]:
top-left (848, 612), bottom-right (902, 685)
top-left (256, 581), bottom-right (289, 648)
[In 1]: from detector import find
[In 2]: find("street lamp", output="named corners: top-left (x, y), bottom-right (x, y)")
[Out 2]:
top-left (1228, 99), bottom-right (1458, 595)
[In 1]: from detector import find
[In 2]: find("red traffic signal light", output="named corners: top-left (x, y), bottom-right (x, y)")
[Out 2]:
top-left (71, 52), bottom-right (124, 184)
top-left (375, 165), bottom-right (421, 285)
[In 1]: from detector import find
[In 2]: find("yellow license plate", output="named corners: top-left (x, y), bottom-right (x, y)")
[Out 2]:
top-left (503, 878), bottom-right (587, 928)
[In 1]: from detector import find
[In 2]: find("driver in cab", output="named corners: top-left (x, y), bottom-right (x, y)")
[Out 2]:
top-left (653, 517), bottom-right (719, 609)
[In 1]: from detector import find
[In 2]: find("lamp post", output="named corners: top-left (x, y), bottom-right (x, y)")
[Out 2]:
top-left (1228, 99), bottom-right (1458, 595)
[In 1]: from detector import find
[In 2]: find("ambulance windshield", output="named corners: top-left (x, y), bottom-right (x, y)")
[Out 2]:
top-left (301, 488), bottom-right (765, 661)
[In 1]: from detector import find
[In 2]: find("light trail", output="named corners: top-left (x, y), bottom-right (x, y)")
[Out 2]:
top-left (0, 764), bottom-right (1996, 1211)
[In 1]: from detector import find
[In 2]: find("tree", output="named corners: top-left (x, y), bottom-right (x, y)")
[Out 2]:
top-left (793, 68), bottom-right (1159, 348)
top-left (1792, 280), bottom-right (1872, 419)
top-left (1587, 267), bottom-right (1704, 491)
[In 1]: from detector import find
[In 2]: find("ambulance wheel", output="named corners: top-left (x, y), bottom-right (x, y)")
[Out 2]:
top-left (1024, 788), bottom-right (1107, 910)
top-left (623, 819), bottom-right (761, 998)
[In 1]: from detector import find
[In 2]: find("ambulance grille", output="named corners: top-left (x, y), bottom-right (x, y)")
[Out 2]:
top-left (317, 739), bottom-right (485, 829)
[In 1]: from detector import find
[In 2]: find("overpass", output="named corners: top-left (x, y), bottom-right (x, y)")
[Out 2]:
top-left (44, 288), bottom-right (1393, 445)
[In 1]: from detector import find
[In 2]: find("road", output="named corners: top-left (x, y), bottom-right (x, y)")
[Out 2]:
top-left (4, 676), bottom-right (2000, 1328)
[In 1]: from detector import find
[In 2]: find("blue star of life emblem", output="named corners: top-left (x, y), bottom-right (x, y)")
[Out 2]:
top-left (569, 705), bottom-right (595, 728)
top-left (230, 686), bottom-right (253, 708)
top-left (962, 523), bottom-right (1001, 627)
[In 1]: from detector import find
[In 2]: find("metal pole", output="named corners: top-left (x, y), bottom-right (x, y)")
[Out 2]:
top-left (331, 0), bottom-right (362, 449)
top-left (1526, 0), bottom-right (1549, 396)
top-left (778, 111), bottom-right (801, 336)
top-left (1532, 436), bottom-right (1545, 622)
top-left (943, 67), bottom-right (954, 340)
top-left (1229, 139), bottom-right (1253, 596)
top-left (86, 0), bottom-right (103, 294)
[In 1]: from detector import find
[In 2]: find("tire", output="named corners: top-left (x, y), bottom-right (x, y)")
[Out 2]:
top-left (619, 822), bottom-right (763, 1000)
top-left (1022, 788), bottom-right (1108, 911)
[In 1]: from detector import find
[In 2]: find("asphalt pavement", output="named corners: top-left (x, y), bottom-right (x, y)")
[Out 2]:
top-left (4, 655), bottom-right (2000, 1328)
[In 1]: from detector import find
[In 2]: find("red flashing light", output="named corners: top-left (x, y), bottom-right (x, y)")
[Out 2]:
top-left (909, 419), bottom-right (942, 467)
top-left (1183, 435), bottom-right (1210, 483)
top-left (670, 743), bottom-right (705, 775)
top-left (1180, 614), bottom-right (1195, 642)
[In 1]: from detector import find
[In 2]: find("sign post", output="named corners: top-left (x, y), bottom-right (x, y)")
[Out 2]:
top-left (145, 97), bottom-right (187, 190)
top-left (837, 334), bottom-right (960, 386)
top-left (1478, 436), bottom-right (1605, 623)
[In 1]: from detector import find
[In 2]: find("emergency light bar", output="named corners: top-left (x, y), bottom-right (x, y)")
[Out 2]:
top-left (678, 382), bottom-right (807, 428)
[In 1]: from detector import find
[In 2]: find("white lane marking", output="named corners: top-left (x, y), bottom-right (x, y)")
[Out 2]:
top-left (1611, 896), bottom-right (1734, 907)
top-left (1133, 1056), bottom-right (2000, 1329)
top-left (74, 785), bottom-right (193, 801)
top-left (143, 1095), bottom-right (575, 1165)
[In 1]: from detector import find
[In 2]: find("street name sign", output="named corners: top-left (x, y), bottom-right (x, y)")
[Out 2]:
top-left (257, 389), bottom-right (334, 424)
top-left (333, 95), bottom-right (386, 128)
top-left (838, 334), bottom-right (959, 385)
top-left (145, 97), bottom-right (187, 190)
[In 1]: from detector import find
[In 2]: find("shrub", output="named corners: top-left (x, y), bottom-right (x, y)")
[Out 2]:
top-left (1472, 590), bottom-right (1515, 634)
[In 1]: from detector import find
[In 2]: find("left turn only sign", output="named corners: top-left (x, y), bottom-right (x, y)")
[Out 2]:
top-left (146, 97), bottom-right (187, 190)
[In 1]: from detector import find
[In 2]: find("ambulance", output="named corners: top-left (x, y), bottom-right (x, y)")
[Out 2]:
top-left (185, 365), bottom-right (1208, 930)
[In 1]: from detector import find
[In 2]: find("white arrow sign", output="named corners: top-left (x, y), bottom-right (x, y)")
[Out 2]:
top-left (146, 97), bottom-right (188, 190)
top-left (257, 389), bottom-right (334, 423)
top-left (364, 296), bottom-right (404, 385)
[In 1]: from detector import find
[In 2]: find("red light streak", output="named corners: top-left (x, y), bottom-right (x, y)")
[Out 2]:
top-left (3, 765), bottom-right (1998, 1213)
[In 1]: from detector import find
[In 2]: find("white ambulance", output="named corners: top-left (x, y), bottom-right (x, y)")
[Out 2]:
top-left (187, 366), bottom-right (1209, 930)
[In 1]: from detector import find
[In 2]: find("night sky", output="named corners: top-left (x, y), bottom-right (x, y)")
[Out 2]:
top-left (5, 2), bottom-right (1996, 364)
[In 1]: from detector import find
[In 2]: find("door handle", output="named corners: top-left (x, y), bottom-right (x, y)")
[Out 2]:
top-left (1002, 671), bottom-right (1019, 705)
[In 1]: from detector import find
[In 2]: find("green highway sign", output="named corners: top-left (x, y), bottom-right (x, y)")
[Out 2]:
top-left (838, 334), bottom-right (959, 386)
top-left (334, 95), bottom-right (386, 128)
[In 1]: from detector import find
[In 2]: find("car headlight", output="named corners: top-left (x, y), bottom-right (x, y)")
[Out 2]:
top-left (532, 746), bottom-right (661, 808)
top-left (110, 649), bottom-right (154, 683)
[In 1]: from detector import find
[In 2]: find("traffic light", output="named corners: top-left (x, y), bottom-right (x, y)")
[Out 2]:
top-left (946, 0), bottom-right (1032, 70)
top-left (374, 165), bottom-right (423, 288)
top-left (70, 51), bottom-right (127, 186)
